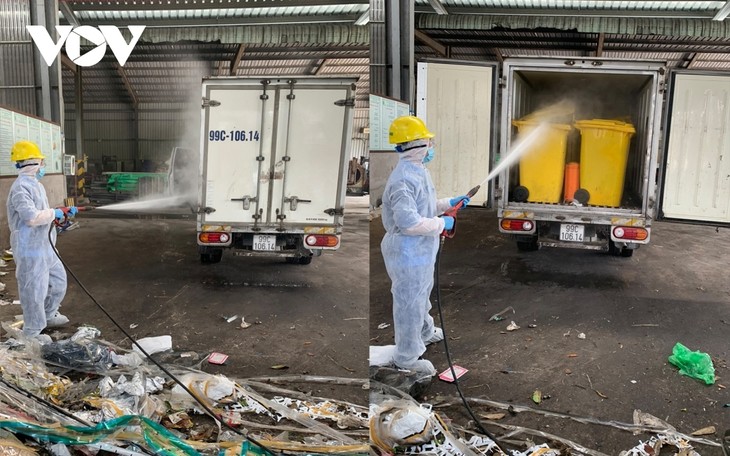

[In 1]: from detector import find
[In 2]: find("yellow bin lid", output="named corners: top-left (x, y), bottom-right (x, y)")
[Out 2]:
top-left (512, 120), bottom-right (572, 131)
top-left (574, 119), bottom-right (636, 134)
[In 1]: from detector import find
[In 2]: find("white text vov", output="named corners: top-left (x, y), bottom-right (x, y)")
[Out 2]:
top-left (27, 25), bottom-right (146, 67)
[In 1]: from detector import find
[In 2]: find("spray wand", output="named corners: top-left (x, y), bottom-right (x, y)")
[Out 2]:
top-left (441, 184), bottom-right (481, 239)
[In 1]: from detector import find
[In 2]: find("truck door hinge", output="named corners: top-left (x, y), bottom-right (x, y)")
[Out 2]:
top-left (202, 98), bottom-right (221, 108)
top-left (284, 196), bottom-right (311, 211)
top-left (231, 195), bottom-right (256, 210)
top-left (324, 207), bottom-right (344, 216)
top-left (194, 206), bottom-right (216, 214)
top-left (335, 98), bottom-right (355, 107)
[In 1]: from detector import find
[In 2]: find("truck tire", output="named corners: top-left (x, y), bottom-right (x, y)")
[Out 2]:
top-left (608, 241), bottom-right (633, 258)
top-left (200, 248), bottom-right (223, 264)
top-left (513, 186), bottom-right (529, 202)
top-left (516, 237), bottom-right (539, 251)
top-left (285, 256), bottom-right (313, 265)
top-left (574, 188), bottom-right (590, 205)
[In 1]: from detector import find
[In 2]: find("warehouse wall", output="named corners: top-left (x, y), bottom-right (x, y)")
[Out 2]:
top-left (64, 102), bottom-right (200, 175)
top-left (0, 0), bottom-right (66, 249)
top-left (65, 103), bottom-right (368, 173)
top-left (0, 0), bottom-right (36, 114)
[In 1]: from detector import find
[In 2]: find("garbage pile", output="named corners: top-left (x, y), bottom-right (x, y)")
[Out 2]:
top-left (368, 386), bottom-right (719, 456)
top-left (0, 326), bottom-right (370, 455)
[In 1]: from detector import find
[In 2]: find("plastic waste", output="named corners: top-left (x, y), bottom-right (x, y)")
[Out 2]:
top-left (668, 342), bottom-right (715, 385)
top-left (370, 400), bottom-right (433, 451)
top-left (41, 339), bottom-right (114, 371)
top-left (133, 335), bottom-right (172, 355)
top-left (370, 345), bottom-right (396, 367)
top-left (369, 365), bottom-right (433, 398)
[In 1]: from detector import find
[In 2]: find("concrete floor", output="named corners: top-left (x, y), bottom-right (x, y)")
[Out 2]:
top-left (370, 208), bottom-right (730, 454)
top-left (0, 196), bottom-right (369, 404)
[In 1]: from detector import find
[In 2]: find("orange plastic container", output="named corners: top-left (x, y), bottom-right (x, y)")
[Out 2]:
top-left (563, 162), bottom-right (579, 202)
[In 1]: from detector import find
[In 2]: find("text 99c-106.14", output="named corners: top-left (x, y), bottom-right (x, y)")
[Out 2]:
top-left (209, 130), bottom-right (260, 142)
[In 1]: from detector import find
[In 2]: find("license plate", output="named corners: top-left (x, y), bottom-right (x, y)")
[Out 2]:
top-left (253, 234), bottom-right (276, 251)
top-left (559, 224), bottom-right (584, 242)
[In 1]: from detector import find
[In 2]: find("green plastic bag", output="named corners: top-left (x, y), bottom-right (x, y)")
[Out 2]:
top-left (668, 342), bottom-right (715, 385)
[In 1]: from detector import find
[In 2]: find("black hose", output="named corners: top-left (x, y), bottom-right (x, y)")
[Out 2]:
top-left (434, 237), bottom-right (499, 441)
top-left (47, 222), bottom-right (278, 455)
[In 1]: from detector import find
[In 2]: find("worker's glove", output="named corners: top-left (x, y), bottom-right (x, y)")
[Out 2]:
top-left (449, 195), bottom-right (471, 209)
top-left (441, 215), bottom-right (455, 231)
top-left (68, 206), bottom-right (78, 217)
top-left (53, 208), bottom-right (65, 220)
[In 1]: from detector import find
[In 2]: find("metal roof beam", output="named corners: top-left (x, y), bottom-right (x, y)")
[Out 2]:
top-left (65, 0), bottom-right (368, 11)
top-left (60, 14), bottom-right (360, 27)
top-left (58, 1), bottom-right (80, 26)
top-left (415, 7), bottom-right (715, 19)
top-left (61, 54), bottom-right (77, 75)
top-left (93, 51), bottom-right (369, 63)
top-left (714, 1), bottom-right (730, 21)
top-left (354, 9), bottom-right (369, 26)
top-left (115, 64), bottom-right (139, 110)
top-left (230, 44), bottom-right (246, 75)
top-left (427, 0), bottom-right (448, 15)
top-left (682, 52), bottom-right (698, 69)
top-left (313, 58), bottom-right (329, 75)
top-left (414, 29), bottom-right (447, 57)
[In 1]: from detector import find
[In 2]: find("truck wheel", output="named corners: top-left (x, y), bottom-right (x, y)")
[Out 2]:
top-left (516, 237), bottom-right (538, 251)
top-left (608, 241), bottom-right (633, 257)
top-left (574, 188), bottom-right (590, 205)
top-left (201, 248), bottom-right (223, 264)
top-left (285, 256), bottom-right (312, 265)
top-left (513, 186), bottom-right (529, 202)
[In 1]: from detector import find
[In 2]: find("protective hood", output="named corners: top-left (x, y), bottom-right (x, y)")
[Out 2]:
top-left (397, 139), bottom-right (429, 165)
top-left (17, 160), bottom-right (42, 177)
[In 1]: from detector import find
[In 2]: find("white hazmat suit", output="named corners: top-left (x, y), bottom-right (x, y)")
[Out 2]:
top-left (380, 140), bottom-right (453, 375)
top-left (7, 161), bottom-right (68, 339)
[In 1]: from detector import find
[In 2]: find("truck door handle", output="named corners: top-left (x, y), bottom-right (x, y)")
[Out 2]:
top-left (283, 196), bottom-right (311, 211)
top-left (231, 195), bottom-right (256, 210)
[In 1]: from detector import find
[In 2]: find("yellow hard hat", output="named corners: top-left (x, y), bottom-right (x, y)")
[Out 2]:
top-left (11, 140), bottom-right (45, 162)
top-left (389, 116), bottom-right (434, 145)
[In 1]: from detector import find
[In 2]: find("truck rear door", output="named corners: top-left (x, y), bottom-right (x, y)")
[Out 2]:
top-left (659, 71), bottom-right (730, 225)
top-left (269, 80), bottom-right (355, 227)
top-left (416, 60), bottom-right (498, 207)
top-left (200, 78), bottom-right (355, 228)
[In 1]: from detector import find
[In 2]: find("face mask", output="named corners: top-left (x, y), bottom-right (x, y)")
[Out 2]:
top-left (36, 167), bottom-right (46, 180)
top-left (423, 147), bottom-right (435, 164)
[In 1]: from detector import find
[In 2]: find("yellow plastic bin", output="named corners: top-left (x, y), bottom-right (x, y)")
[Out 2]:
top-left (512, 120), bottom-right (572, 203)
top-left (574, 119), bottom-right (636, 207)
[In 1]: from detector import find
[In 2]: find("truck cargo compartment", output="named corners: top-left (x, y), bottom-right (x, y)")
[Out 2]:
top-left (505, 66), bottom-right (658, 212)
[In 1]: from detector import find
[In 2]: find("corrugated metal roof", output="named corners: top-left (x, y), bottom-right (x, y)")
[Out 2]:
top-left (416, 0), bottom-right (723, 11)
top-left (417, 15), bottom-right (730, 38)
top-left (75, 4), bottom-right (367, 22)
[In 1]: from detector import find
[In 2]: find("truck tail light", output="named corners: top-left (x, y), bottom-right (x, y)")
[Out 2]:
top-left (305, 234), bottom-right (339, 247)
top-left (613, 226), bottom-right (648, 241)
top-left (500, 219), bottom-right (534, 232)
top-left (199, 232), bottom-right (230, 243)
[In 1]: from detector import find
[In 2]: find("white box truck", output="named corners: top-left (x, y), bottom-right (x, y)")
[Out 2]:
top-left (418, 58), bottom-right (730, 256)
top-left (197, 77), bottom-right (357, 264)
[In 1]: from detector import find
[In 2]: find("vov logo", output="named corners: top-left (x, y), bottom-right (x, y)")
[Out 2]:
top-left (27, 25), bottom-right (146, 67)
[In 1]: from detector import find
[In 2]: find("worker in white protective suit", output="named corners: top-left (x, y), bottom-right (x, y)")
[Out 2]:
top-left (381, 116), bottom-right (471, 375)
top-left (7, 140), bottom-right (77, 345)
